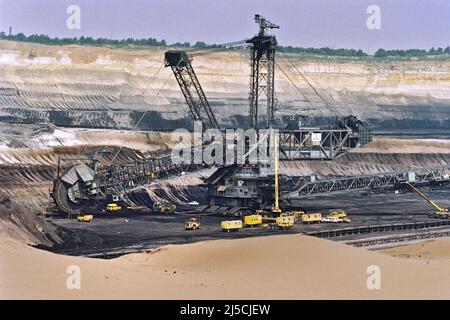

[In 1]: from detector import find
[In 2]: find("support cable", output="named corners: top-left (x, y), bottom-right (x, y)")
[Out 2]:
top-left (279, 52), bottom-right (343, 117)
top-left (107, 62), bottom-right (176, 166)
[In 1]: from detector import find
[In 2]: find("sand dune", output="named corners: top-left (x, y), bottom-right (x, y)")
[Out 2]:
top-left (2, 234), bottom-right (450, 299)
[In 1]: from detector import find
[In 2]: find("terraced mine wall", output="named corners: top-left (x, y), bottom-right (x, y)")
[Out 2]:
top-left (0, 107), bottom-right (195, 130)
top-left (1, 41), bottom-right (450, 131)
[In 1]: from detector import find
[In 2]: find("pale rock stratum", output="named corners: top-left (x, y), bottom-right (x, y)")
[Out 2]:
top-left (1, 41), bottom-right (450, 131)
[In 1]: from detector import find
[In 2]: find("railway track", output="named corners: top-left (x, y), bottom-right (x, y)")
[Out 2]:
top-left (305, 219), bottom-right (450, 238)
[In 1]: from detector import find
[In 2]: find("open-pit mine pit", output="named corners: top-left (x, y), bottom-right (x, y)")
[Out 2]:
top-left (2, 25), bottom-right (450, 299)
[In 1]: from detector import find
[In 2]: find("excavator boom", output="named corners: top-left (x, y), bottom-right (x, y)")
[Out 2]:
top-left (165, 50), bottom-right (219, 130)
top-left (404, 182), bottom-right (446, 212)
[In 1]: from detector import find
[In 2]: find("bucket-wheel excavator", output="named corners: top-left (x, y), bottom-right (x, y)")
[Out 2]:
top-left (51, 14), bottom-right (372, 214)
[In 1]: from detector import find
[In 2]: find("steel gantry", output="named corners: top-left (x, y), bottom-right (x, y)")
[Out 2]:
top-left (247, 14), bottom-right (279, 128)
top-left (279, 128), bottom-right (352, 160)
top-left (283, 166), bottom-right (450, 199)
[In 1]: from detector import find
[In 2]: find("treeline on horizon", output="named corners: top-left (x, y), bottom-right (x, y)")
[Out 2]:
top-left (1, 32), bottom-right (449, 58)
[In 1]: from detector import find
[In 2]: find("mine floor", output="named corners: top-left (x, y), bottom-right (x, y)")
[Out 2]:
top-left (45, 188), bottom-right (450, 257)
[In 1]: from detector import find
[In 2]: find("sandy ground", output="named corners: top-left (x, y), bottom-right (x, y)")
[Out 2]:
top-left (1, 234), bottom-right (450, 300)
top-left (354, 138), bottom-right (450, 154)
top-left (382, 238), bottom-right (450, 265)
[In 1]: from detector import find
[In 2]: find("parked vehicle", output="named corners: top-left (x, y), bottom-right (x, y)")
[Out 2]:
top-left (77, 214), bottom-right (93, 222)
top-left (185, 218), bottom-right (201, 230)
top-left (106, 203), bottom-right (122, 212)
top-left (301, 213), bottom-right (322, 224)
top-left (321, 216), bottom-right (343, 223)
top-left (244, 214), bottom-right (263, 227)
top-left (276, 214), bottom-right (295, 229)
top-left (153, 202), bottom-right (176, 213)
top-left (221, 220), bottom-right (243, 232)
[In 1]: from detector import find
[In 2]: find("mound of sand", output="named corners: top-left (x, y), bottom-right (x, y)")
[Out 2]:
top-left (2, 234), bottom-right (450, 299)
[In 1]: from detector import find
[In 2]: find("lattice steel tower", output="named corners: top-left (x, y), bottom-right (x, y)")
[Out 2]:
top-left (246, 14), bottom-right (279, 129)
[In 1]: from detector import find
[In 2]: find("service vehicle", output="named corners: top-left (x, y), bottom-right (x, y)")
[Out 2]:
top-left (221, 220), bottom-right (243, 232)
top-left (185, 218), bottom-right (201, 230)
top-left (77, 214), bottom-right (93, 222)
top-left (106, 203), bottom-right (122, 212)
top-left (244, 214), bottom-right (263, 227)
top-left (276, 214), bottom-right (295, 229)
top-left (153, 202), bottom-right (176, 213)
top-left (301, 213), bottom-right (322, 224)
top-left (321, 216), bottom-right (342, 223)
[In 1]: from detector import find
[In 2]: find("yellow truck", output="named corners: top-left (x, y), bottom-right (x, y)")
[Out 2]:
top-left (289, 211), bottom-right (304, 221)
top-left (301, 213), bottom-right (322, 224)
top-left (77, 214), bottom-right (93, 222)
top-left (244, 214), bottom-right (263, 227)
top-left (221, 220), bottom-right (243, 232)
top-left (276, 214), bottom-right (295, 230)
top-left (326, 210), bottom-right (351, 223)
top-left (106, 203), bottom-right (122, 212)
top-left (327, 210), bottom-right (347, 219)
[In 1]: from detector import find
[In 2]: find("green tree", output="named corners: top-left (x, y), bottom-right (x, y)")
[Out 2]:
top-left (194, 41), bottom-right (207, 48)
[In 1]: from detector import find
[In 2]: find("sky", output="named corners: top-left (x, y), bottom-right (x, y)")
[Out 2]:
top-left (0, 0), bottom-right (449, 53)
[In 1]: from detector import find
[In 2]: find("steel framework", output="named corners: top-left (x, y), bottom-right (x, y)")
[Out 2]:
top-left (165, 50), bottom-right (219, 130)
top-left (52, 150), bottom-right (204, 213)
top-left (247, 15), bottom-right (279, 128)
top-left (283, 166), bottom-right (450, 199)
top-left (51, 16), bottom-right (375, 214)
top-left (279, 128), bottom-right (351, 160)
